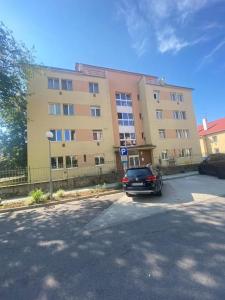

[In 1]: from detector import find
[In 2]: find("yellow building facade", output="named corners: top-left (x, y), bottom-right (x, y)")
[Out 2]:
top-left (198, 118), bottom-right (225, 157)
top-left (27, 64), bottom-right (201, 182)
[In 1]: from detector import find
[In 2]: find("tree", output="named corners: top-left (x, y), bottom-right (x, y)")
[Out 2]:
top-left (0, 22), bottom-right (34, 169)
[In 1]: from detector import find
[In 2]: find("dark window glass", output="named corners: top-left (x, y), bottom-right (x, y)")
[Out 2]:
top-left (126, 168), bottom-right (152, 178)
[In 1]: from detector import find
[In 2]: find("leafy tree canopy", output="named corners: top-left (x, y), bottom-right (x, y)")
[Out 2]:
top-left (0, 22), bottom-right (34, 168)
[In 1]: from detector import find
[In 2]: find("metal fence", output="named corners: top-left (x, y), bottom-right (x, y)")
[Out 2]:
top-left (0, 161), bottom-right (118, 187)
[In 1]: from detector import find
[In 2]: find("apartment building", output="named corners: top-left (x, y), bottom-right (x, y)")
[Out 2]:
top-left (27, 63), bottom-right (201, 182)
top-left (198, 117), bottom-right (225, 156)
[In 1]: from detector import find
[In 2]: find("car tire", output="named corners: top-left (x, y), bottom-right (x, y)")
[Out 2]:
top-left (217, 170), bottom-right (225, 179)
top-left (126, 192), bottom-right (132, 197)
top-left (198, 167), bottom-right (204, 175)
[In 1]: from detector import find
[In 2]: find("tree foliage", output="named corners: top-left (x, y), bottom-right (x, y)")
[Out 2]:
top-left (0, 22), bottom-right (34, 168)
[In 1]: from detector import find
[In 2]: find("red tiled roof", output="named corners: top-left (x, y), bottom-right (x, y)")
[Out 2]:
top-left (198, 117), bottom-right (225, 137)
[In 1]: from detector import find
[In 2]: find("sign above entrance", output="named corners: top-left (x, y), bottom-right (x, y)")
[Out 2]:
top-left (119, 147), bottom-right (128, 156)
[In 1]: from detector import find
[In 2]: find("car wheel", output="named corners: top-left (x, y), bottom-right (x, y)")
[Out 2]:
top-left (217, 170), bottom-right (225, 179)
top-left (198, 167), bottom-right (204, 175)
top-left (126, 192), bottom-right (132, 197)
top-left (155, 183), bottom-right (162, 196)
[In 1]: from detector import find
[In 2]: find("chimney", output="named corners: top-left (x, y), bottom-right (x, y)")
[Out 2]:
top-left (202, 118), bottom-right (208, 131)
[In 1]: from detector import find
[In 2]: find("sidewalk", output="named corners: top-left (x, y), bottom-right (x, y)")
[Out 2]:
top-left (0, 171), bottom-right (198, 205)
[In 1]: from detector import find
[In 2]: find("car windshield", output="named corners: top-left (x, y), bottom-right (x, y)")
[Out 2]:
top-left (126, 168), bottom-right (152, 178)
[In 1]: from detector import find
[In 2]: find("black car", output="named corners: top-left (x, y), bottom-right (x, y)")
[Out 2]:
top-left (198, 153), bottom-right (225, 179)
top-left (122, 167), bottom-right (163, 197)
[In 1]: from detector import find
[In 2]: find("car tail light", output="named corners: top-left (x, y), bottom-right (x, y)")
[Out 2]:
top-left (146, 175), bottom-right (157, 181)
top-left (121, 177), bottom-right (129, 183)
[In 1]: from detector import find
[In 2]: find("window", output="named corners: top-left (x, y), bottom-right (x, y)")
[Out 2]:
top-left (153, 90), bottom-right (160, 100)
top-left (173, 111), bottom-right (180, 119)
top-left (159, 129), bottom-right (166, 139)
top-left (180, 148), bottom-right (192, 157)
top-left (180, 149), bottom-right (185, 157)
top-left (180, 111), bottom-right (186, 119)
top-left (119, 132), bottom-right (136, 146)
top-left (177, 93), bottom-right (183, 102)
top-left (64, 129), bottom-right (75, 141)
top-left (61, 79), bottom-right (73, 91)
top-left (50, 129), bottom-right (62, 142)
top-left (161, 150), bottom-right (168, 160)
top-left (185, 148), bottom-right (192, 157)
top-left (183, 129), bottom-right (190, 139)
top-left (91, 106), bottom-right (101, 117)
top-left (66, 155), bottom-right (78, 168)
top-left (95, 156), bottom-right (105, 165)
top-left (212, 136), bottom-right (217, 143)
top-left (176, 129), bottom-right (182, 139)
top-left (63, 104), bottom-right (74, 116)
top-left (156, 110), bottom-right (163, 119)
top-left (48, 77), bottom-right (59, 89)
top-left (89, 82), bottom-right (99, 93)
top-left (117, 113), bottom-right (134, 126)
top-left (83, 154), bottom-right (87, 162)
top-left (93, 130), bottom-right (103, 141)
top-left (51, 156), bottom-right (63, 169)
top-left (48, 103), bottom-right (61, 115)
top-left (116, 93), bottom-right (132, 106)
top-left (170, 93), bottom-right (177, 101)
top-left (214, 148), bottom-right (219, 153)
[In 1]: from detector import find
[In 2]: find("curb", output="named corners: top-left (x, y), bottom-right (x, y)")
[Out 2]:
top-left (0, 189), bottom-right (122, 214)
top-left (163, 172), bottom-right (198, 181)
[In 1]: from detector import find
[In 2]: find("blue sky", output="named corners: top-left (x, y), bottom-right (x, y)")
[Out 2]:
top-left (1, 0), bottom-right (225, 124)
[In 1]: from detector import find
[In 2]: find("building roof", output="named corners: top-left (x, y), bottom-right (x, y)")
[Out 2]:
top-left (198, 117), bottom-right (225, 137)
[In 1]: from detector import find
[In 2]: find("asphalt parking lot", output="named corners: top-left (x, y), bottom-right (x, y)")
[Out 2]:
top-left (0, 174), bottom-right (225, 300)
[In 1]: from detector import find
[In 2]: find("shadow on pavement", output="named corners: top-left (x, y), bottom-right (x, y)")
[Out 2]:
top-left (0, 191), bottom-right (225, 299)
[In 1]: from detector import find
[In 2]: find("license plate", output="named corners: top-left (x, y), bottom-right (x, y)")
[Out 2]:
top-left (131, 182), bottom-right (143, 186)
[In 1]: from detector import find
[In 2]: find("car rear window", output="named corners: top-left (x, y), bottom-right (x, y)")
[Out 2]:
top-left (126, 168), bottom-right (152, 178)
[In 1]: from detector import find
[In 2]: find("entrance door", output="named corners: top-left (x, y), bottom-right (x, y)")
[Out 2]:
top-left (129, 155), bottom-right (140, 167)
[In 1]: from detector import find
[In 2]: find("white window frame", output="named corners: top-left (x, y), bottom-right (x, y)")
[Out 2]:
top-left (95, 156), bottom-right (105, 165)
top-left (170, 92), bottom-right (177, 101)
top-left (176, 129), bottom-right (183, 139)
top-left (89, 82), bottom-right (99, 93)
top-left (63, 104), bottom-right (74, 116)
top-left (61, 79), bottom-right (73, 91)
top-left (51, 156), bottom-right (63, 169)
top-left (177, 93), bottom-right (183, 102)
top-left (119, 132), bottom-right (136, 146)
top-left (173, 111), bottom-right (180, 119)
top-left (159, 129), bottom-right (166, 139)
top-left (116, 93), bottom-right (132, 107)
top-left (48, 77), bottom-right (59, 89)
top-left (93, 130), bottom-right (103, 141)
top-left (156, 110), bottom-right (163, 119)
top-left (48, 103), bottom-right (61, 115)
top-left (50, 129), bottom-right (62, 142)
top-left (91, 106), bottom-right (101, 117)
top-left (64, 129), bottom-right (76, 141)
top-left (117, 113), bottom-right (134, 126)
top-left (66, 155), bottom-right (78, 168)
top-left (161, 150), bottom-right (168, 160)
top-left (212, 136), bottom-right (217, 143)
top-left (180, 111), bottom-right (186, 119)
top-left (183, 129), bottom-right (190, 139)
top-left (153, 90), bottom-right (160, 101)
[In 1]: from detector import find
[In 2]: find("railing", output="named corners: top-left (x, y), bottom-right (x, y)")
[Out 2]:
top-left (0, 161), bottom-right (117, 186)
top-left (0, 168), bottom-right (28, 186)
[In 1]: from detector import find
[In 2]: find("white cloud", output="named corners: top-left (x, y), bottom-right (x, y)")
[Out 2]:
top-left (116, 0), bottom-right (224, 56)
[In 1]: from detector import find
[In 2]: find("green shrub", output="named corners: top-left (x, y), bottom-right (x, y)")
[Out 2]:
top-left (29, 189), bottom-right (44, 204)
top-left (55, 189), bottom-right (65, 198)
